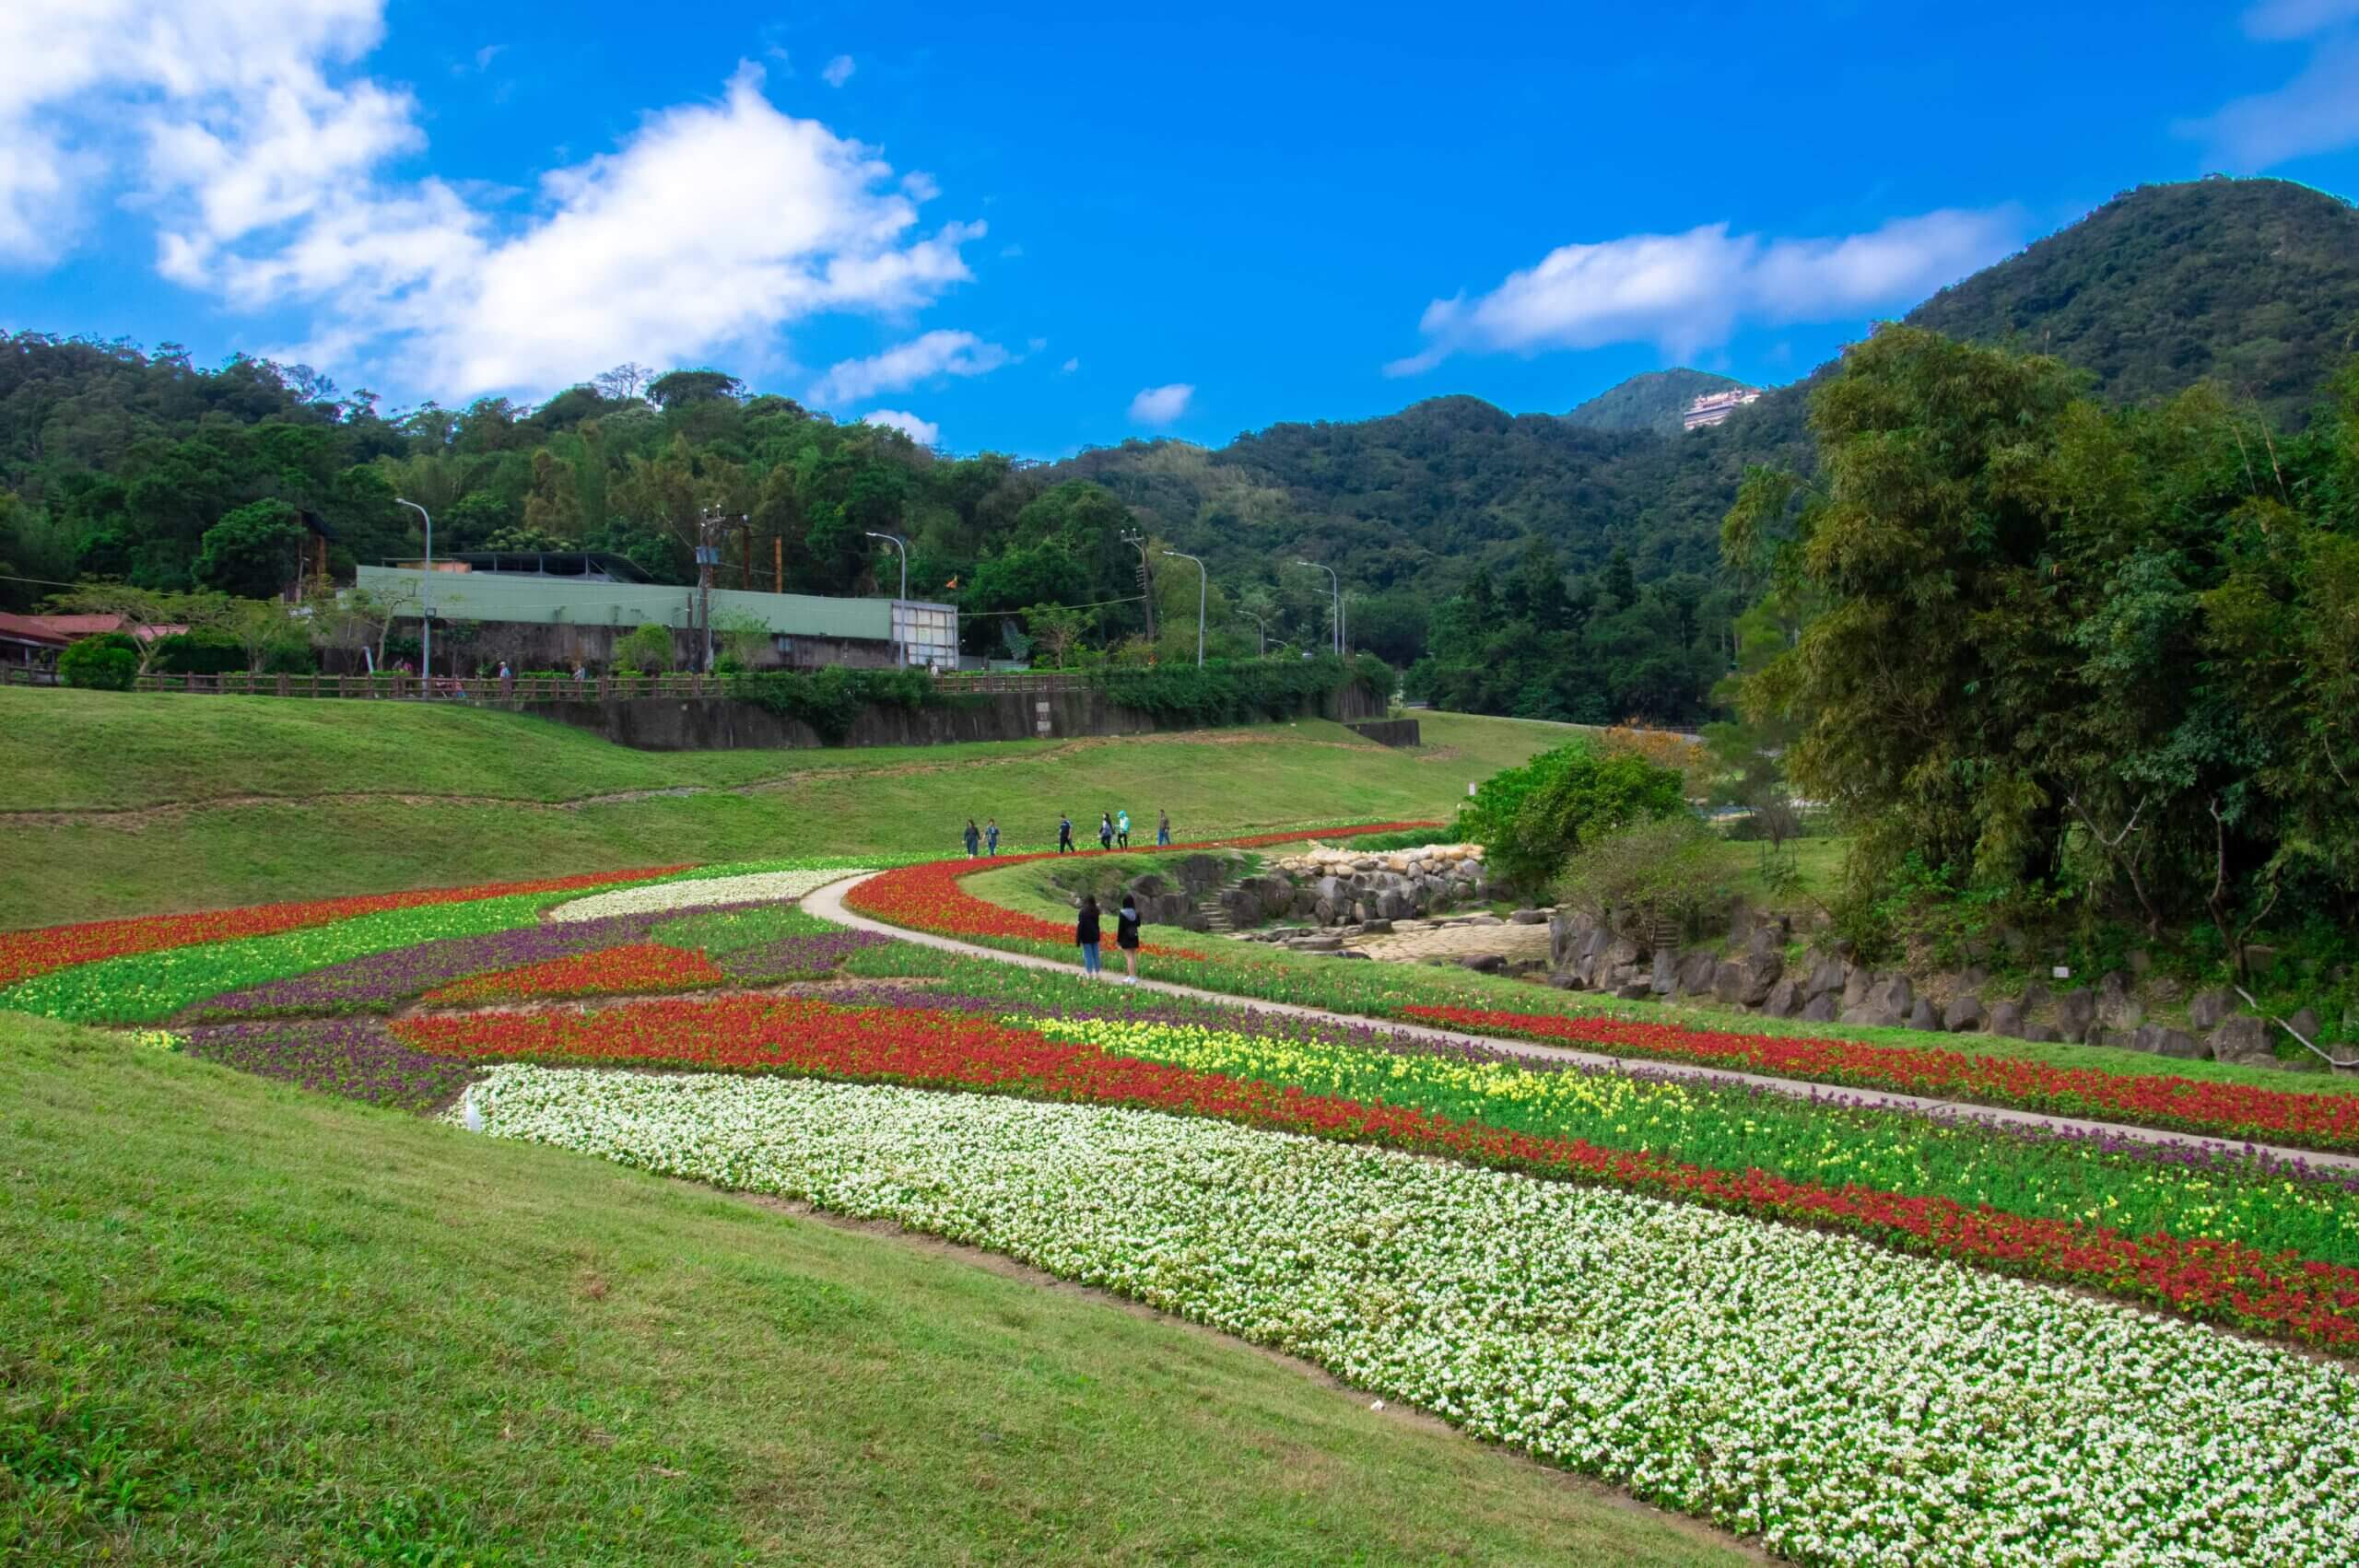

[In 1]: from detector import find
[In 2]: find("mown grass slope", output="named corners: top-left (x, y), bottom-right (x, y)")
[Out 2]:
top-left (2, 690), bottom-right (1554, 927)
top-left (0, 1013), bottom-right (1738, 1565)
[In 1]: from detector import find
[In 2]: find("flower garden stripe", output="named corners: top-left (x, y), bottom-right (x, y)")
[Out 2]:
top-left (0, 865), bottom-right (693, 989)
top-left (463, 1065), bottom-right (2359, 1567)
top-left (1016, 1013), bottom-right (2359, 1268)
top-left (839, 823), bottom-right (1437, 951)
top-left (421, 943), bottom-right (725, 1006)
top-left (388, 995), bottom-right (2359, 1347)
top-left (179, 1017), bottom-right (481, 1113)
top-left (1406, 1004), bottom-right (2359, 1154)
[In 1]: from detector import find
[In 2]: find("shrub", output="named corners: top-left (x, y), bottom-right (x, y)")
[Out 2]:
top-left (149, 627), bottom-right (245, 675)
top-left (1458, 740), bottom-right (1687, 889)
top-left (58, 632), bottom-right (139, 691)
top-left (617, 623), bottom-right (673, 673)
top-left (1555, 816), bottom-right (1732, 941)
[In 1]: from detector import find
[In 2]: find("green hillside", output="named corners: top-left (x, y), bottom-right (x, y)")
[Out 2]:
top-left (1906, 177), bottom-right (2359, 426)
top-left (0, 1012), bottom-right (1734, 1564)
top-left (0, 689), bottom-right (1569, 926)
top-left (1561, 368), bottom-right (1745, 435)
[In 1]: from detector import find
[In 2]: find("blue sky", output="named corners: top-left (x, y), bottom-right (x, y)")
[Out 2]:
top-left (4, 0), bottom-right (2356, 457)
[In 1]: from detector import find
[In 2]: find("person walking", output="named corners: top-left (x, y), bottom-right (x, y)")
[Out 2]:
top-left (964, 818), bottom-right (981, 858)
top-left (1058, 813), bottom-right (1075, 853)
top-left (1099, 812), bottom-right (1115, 850)
top-left (984, 817), bottom-right (1000, 856)
top-left (1116, 808), bottom-right (1132, 848)
top-left (1156, 809), bottom-right (1171, 847)
top-left (1115, 892), bottom-right (1142, 984)
top-left (1075, 895), bottom-right (1103, 977)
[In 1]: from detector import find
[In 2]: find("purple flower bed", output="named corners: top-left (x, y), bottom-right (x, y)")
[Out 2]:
top-left (181, 1018), bottom-right (479, 1112)
top-left (714, 930), bottom-right (893, 983)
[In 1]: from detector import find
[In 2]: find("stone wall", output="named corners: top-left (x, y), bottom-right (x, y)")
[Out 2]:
top-left (1344, 718), bottom-right (1422, 747)
top-left (518, 677), bottom-right (1382, 752)
top-left (1545, 906), bottom-right (2318, 1071)
top-left (1266, 841), bottom-right (1489, 925)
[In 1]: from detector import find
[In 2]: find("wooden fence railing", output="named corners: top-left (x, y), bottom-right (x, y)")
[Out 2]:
top-left (94, 669), bottom-right (1094, 701)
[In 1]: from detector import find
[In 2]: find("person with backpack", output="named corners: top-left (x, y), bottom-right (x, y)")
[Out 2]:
top-left (1116, 808), bottom-right (1132, 848)
top-left (1058, 813), bottom-right (1075, 853)
top-left (964, 818), bottom-right (980, 858)
top-left (984, 818), bottom-right (999, 856)
top-left (1115, 892), bottom-right (1142, 984)
top-left (1075, 895), bottom-right (1103, 977)
top-left (1156, 809), bottom-right (1171, 846)
top-left (1098, 812), bottom-right (1115, 850)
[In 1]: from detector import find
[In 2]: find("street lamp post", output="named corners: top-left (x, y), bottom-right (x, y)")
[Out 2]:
top-left (863, 531), bottom-right (910, 601)
top-left (394, 497), bottom-right (432, 684)
top-left (1295, 559), bottom-right (1339, 655)
top-left (1239, 611), bottom-right (1272, 657)
top-left (1163, 549), bottom-right (1207, 667)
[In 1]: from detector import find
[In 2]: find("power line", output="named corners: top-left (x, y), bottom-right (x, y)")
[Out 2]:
top-left (956, 593), bottom-right (1147, 620)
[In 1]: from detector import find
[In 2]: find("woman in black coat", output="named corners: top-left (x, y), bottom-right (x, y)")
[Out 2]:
top-left (1075, 895), bottom-right (1103, 977)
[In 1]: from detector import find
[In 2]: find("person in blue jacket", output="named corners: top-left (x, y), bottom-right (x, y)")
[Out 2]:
top-left (984, 817), bottom-right (999, 856)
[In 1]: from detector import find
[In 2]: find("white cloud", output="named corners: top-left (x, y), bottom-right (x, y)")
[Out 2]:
top-left (1129, 382), bottom-right (1193, 424)
top-left (862, 408), bottom-right (938, 444)
top-left (1061, 357), bottom-right (1080, 373)
top-left (0, 0), bottom-right (394, 263)
top-left (809, 328), bottom-right (1009, 405)
top-left (1384, 207), bottom-right (2024, 374)
top-left (823, 55), bottom-right (856, 88)
top-left (2179, 32), bottom-right (2359, 169)
top-left (0, 6), bottom-right (987, 400)
top-left (2243, 0), bottom-right (2359, 39)
top-left (469, 42), bottom-right (507, 72)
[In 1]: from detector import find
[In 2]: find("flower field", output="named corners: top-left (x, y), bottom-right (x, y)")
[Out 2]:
top-left (464, 1064), bottom-right (2359, 1567)
top-left (20, 831), bottom-right (2359, 1562)
top-left (0, 865), bottom-right (691, 989)
top-left (385, 989), bottom-right (2359, 1347)
top-left (1406, 1005), bottom-right (2359, 1153)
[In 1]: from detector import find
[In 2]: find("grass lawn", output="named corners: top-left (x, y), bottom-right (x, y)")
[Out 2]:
top-left (2, 690), bottom-right (1555, 928)
top-left (0, 1012), bottom-right (1740, 1565)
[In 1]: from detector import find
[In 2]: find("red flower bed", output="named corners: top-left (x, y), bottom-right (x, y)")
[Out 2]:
top-left (422, 943), bottom-right (726, 1006)
top-left (0, 865), bottom-right (697, 989)
top-left (1402, 1005), bottom-right (2359, 1154)
top-left (402, 994), bottom-right (2359, 1349)
top-left (842, 823), bottom-right (1438, 953)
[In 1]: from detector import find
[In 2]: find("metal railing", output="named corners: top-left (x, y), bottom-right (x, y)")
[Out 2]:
top-left (89, 668), bottom-right (1104, 702)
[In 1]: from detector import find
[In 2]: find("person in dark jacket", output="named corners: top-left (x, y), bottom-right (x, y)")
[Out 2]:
top-left (964, 818), bottom-right (980, 857)
top-left (1156, 809), bottom-right (1171, 846)
top-left (984, 818), bottom-right (999, 856)
top-left (1058, 813), bottom-right (1075, 853)
top-left (1098, 812), bottom-right (1114, 849)
top-left (1115, 893), bottom-right (1142, 984)
top-left (1076, 895), bottom-right (1103, 977)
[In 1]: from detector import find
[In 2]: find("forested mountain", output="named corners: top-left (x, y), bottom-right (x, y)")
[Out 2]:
top-left (2, 177), bottom-right (2352, 721)
top-left (1561, 369), bottom-right (1744, 435)
top-left (1906, 176), bottom-right (2359, 427)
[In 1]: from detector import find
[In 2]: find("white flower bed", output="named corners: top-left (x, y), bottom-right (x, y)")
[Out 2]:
top-left (545, 868), bottom-right (866, 923)
top-left (466, 1065), bottom-right (2359, 1566)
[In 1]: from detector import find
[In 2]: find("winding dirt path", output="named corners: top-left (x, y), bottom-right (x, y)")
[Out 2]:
top-left (800, 872), bottom-right (2359, 1175)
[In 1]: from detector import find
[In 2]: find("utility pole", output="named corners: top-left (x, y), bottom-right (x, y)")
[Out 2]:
top-left (863, 531), bottom-right (909, 600)
top-left (1163, 549), bottom-right (1206, 667)
top-left (1295, 559), bottom-right (1339, 656)
top-left (1120, 531), bottom-right (1155, 642)
top-left (395, 497), bottom-right (432, 680)
top-left (695, 508), bottom-right (720, 672)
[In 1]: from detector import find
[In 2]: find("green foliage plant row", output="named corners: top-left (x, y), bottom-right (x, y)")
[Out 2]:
top-left (724, 666), bottom-right (957, 744)
top-left (1093, 653), bottom-right (1388, 727)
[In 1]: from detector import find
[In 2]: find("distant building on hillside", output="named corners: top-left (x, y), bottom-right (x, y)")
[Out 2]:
top-left (1683, 387), bottom-right (1763, 431)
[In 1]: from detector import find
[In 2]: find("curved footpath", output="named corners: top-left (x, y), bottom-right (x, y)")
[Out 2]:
top-left (804, 872), bottom-right (2359, 1175)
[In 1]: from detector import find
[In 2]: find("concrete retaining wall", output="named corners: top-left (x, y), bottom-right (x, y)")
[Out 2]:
top-left (1345, 718), bottom-right (1421, 747)
top-left (520, 679), bottom-right (1384, 752)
